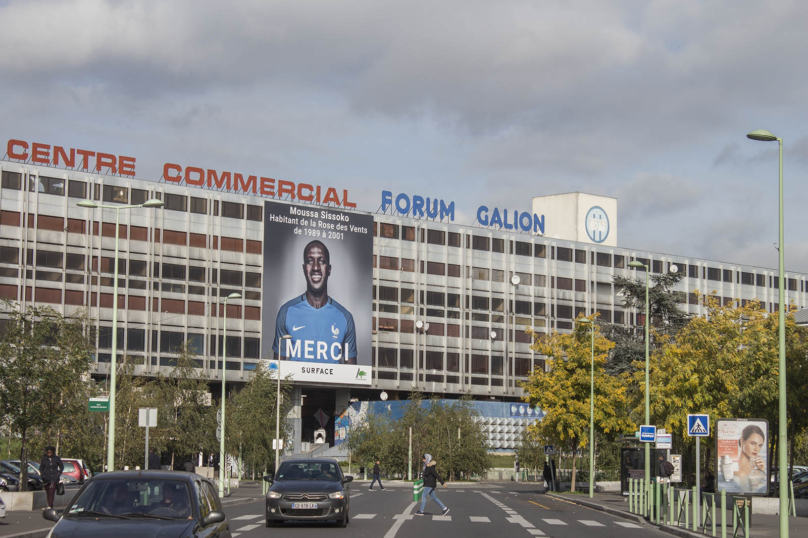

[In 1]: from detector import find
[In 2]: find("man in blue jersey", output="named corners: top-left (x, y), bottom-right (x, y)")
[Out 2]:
top-left (273, 240), bottom-right (357, 364)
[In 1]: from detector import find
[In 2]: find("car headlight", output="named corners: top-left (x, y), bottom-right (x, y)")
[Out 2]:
top-left (268, 491), bottom-right (283, 499)
top-left (328, 492), bottom-right (345, 500)
top-left (0, 477), bottom-right (5, 486)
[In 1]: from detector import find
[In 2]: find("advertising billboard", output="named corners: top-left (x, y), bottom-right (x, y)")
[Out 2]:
top-left (716, 419), bottom-right (769, 495)
top-left (261, 201), bottom-right (373, 385)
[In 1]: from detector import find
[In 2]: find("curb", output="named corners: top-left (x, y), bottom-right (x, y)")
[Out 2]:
top-left (546, 494), bottom-right (703, 538)
top-left (221, 496), bottom-right (265, 507)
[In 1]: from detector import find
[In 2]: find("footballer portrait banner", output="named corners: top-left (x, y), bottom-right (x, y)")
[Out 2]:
top-left (261, 201), bottom-right (373, 385)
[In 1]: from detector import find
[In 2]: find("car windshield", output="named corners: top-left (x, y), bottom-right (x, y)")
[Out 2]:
top-left (66, 479), bottom-right (193, 520)
top-left (1, 462), bottom-right (21, 474)
top-left (275, 462), bottom-right (341, 482)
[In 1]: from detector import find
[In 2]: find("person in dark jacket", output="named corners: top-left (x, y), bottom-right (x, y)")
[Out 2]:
top-left (369, 459), bottom-right (385, 490)
top-left (543, 462), bottom-right (553, 491)
top-left (40, 446), bottom-right (64, 508)
top-left (416, 454), bottom-right (449, 516)
top-left (147, 447), bottom-right (161, 471)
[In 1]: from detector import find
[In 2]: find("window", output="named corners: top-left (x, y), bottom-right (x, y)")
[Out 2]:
top-left (427, 229), bottom-right (445, 245)
top-left (653, 260), bottom-right (663, 273)
top-left (102, 185), bottom-right (128, 203)
top-left (556, 247), bottom-right (573, 262)
top-left (447, 293), bottom-right (460, 308)
top-left (188, 266), bottom-right (205, 282)
top-left (515, 241), bottom-right (531, 256)
top-left (534, 302), bottom-right (546, 316)
top-left (756, 274), bottom-right (766, 287)
top-left (556, 304), bottom-right (573, 319)
top-left (741, 272), bottom-right (754, 285)
top-left (1, 171), bottom-right (22, 190)
top-left (245, 272), bottom-right (261, 288)
top-left (379, 256), bottom-right (399, 270)
top-left (130, 188), bottom-right (148, 206)
top-left (161, 263), bottom-right (186, 280)
top-left (596, 252), bottom-right (611, 267)
top-left (127, 329), bottom-right (145, 351)
top-left (472, 236), bottom-right (490, 251)
top-left (29, 176), bottom-right (65, 196)
top-left (534, 274), bottom-right (547, 287)
top-left (67, 180), bottom-right (86, 198)
top-left (514, 300), bottom-right (531, 315)
top-left (379, 223), bottom-right (399, 238)
top-left (491, 356), bottom-right (503, 376)
top-left (556, 277), bottom-right (573, 290)
top-left (614, 254), bottom-right (625, 268)
top-left (99, 327), bottom-right (124, 349)
top-left (220, 270), bottom-right (243, 287)
top-left (471, 267), bottom-right (489, 280)
top-left (448, 232), bottom-right (461, 247)
top-left (575, 249), bottom-right (587, 264)
top-left (471, 354), bottom-right (488, 374)
top-left (514, 272), bottom-right (531, 286)
top-left (129, 260), bottom-right (147, 277)
top-left (491, 269), bottom-right (504, 282)
top-left (36, 250), bottom-right (63, 269)
top-left (426, 351), bottom-right (443, 370)
top-left (707, 267), bottom-right (721, 281)
top-left (689, 265), bottom-right (700, 278)
top-left (447, 264), bottom-right (461, 277)
top-left (222, 202), bottom-right (243, 219)
top-left (574, 279), bottom-right (586, 292)
top-left (492, 238), bottom-right (504, 253)
top-left (402, 226), bottom-right (416, 241)
top-left (160, 331), bottom-right (185, 353)
top-left (66, 253), bottom-right (85, 271)
top-left (472, 296), bottom-right (489, 310)
top-left (427, 291), bottom-right (445, 307)
top-left (426, 262), bottom-right (445, 275)
top-left (378, 348), bottom-right (397, 368)
top-left (190, 197), bottom-right (207, 214)
top-left (723, 269), bottom-right (733, 283)
top-left (401, 259), bottom-right (415, 272)
top-left (165, 193), bottom-right (187, 212)
top-left (492, 298), bottom-right (504, 312)
top-left (401, 288), bottom-right (415, 303)
top-left (0, 247), bottom-right (19, 264)
top-left (246, 205), bottom-right (262, 221)
top-left (534, 244), bottom-right (546, 258)
top-left (244, 337), bottom-right (259, 358)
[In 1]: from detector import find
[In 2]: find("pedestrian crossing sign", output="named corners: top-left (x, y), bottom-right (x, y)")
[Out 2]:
top-left (687, 414), bottom-right (710, 437)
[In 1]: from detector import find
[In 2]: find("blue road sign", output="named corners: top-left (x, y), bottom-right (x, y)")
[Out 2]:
top-left (687, 414), bottom-right (710, 437)
top-left (639, 425), bottom-right (656, 443)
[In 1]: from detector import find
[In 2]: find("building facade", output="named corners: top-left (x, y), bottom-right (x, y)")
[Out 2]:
top-left (2, 157), bottom-right (805, 451)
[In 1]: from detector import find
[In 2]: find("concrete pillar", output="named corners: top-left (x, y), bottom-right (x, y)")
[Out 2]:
top-left (289, 385), bottom-right (303, 454)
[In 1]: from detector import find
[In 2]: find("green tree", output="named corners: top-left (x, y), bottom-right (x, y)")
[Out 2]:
top-left (522, 317), bottom-right (635, 491)
top-left (0, 303), bottom-right (94, 489)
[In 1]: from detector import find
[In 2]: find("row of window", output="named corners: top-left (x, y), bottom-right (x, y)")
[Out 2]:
top-left (1, 171), bottom-right (263, 221)
top-left (96, 327), bottom-right (261, 358)
top-left (373, 347), bottom-right (537, 377)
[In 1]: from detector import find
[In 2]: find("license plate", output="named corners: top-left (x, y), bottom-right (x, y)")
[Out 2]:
top-left (292, 503), bottom-right (318, 509)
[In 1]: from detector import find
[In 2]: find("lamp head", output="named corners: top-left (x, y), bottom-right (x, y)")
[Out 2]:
top-left (142, 199), bottom-right (165, 208)
top-left (77, 200), bottom-right (98, 209)
top-left (227, 292), bottom-right (242, 300)
top-left (578, 318), bottom-right (592, 325)
top-left (628, 261), bottom-right (646, 268)
top-left (747, 129), bottom-right (778, 142)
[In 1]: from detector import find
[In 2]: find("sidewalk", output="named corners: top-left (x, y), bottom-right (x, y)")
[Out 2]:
top-left (548, 492), bottom-right (808, 538)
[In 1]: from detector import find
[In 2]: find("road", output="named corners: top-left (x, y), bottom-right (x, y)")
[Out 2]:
top-left (222, 483), bottom-right (671, 538)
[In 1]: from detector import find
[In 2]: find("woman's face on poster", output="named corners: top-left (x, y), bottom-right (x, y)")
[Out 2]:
top-left (741, 433), bottom-right (764, 459)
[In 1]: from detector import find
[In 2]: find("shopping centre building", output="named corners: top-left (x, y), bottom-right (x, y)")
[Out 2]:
top-left (2, 137), bottom-right (806, 453)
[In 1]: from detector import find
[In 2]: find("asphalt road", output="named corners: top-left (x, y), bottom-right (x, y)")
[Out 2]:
top-left (222, 483), bottom-right (672, 538)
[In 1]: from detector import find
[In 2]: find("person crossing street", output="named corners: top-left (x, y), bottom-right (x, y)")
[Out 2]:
top-left (369, 459), bottom-right (385, 490)
top-left (416, 454), bottom-right (449, 516)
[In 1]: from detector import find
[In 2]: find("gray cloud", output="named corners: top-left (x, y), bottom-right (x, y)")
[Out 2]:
top-left (618, 173), bottom-right (702, 220)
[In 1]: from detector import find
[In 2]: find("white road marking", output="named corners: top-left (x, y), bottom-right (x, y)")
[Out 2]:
top-left (231, 534), bottom-right (240, 537)
top-left (615, 522), bottom-right (642, 528)
top-left (506, 515), bottom-right (535, 528)
top-left (433, 515), bottom-right (452, 521)
top-left (579, 520), bottom-right (605, 527)
top-left (470, 516), bottom-right (490, 522)
top-left (236, 524), bottom-right (261, 532)
top-left (352, 493), bottom-right (364, 498)
top-left (232, 514), bottom-right (262, 520)
top-left (527, 530), bottom-right (545, 536)
top-left (384, 501), bottom-right (417, 538)
top-left (508, 491), bottom-right (520, 495)
top-left (457, 490), bottom-right (465, 492)
top-left (354, 514), bottom-right (377, 519)
top-left (542, 519), bottom-right (567, 525)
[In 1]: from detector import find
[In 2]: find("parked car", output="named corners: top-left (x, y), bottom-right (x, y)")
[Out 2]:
top-left (61, 459), bottom-right (92, 484)
top-left (263, 458), bottom-right (352, 527)
top-left (0, 461), bottom-right (43, 490)
top-left (0, 472), bottom-right (20, 491)
top-left (43, 471), bottom-right (231, 537)
top-left (20, 461), bottom-right (76, 485)
top-left (795, 480), bottom-right (808, 499)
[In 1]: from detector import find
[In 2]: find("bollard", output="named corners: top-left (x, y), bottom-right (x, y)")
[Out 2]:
top-left (692, 486), bottom-right (698, 532)
top-left (720, 490), bottom-right (726, 538)
top-left (640, 480), bottom-right (645, 517)
top-left (685, 489), bottom-right (690, 529)
top-left (744, 498), bottom-right (749, 538)
top-left (669, 483), bottom-right (674, 525)
top-left (656, 481), bottom-right (662, 524)
top-left (629, 479), bottom-right (634, 514)
top-left (413, 479), bottom-right (424, 502)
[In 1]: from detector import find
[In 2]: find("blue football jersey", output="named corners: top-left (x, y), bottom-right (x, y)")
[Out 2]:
top-left (272, 295), bottom-right (357, 363)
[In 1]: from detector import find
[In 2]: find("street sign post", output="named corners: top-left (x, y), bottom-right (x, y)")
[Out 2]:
top-left (687, 414), bottom-right (710, 526)
top-left (544, 445), bottom-right (555, 456)
top-left (89, 397), bottom-right (110, 412)
top-left (139, 408), bottom-right (158, 470)
top-left (639, 425), bottom-right (656, 443)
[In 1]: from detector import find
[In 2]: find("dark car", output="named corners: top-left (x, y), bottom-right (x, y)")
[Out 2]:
top-left (0, 472), bottom-right (20, 491)
top-left (0, 461), bottom-right (43, 490)
top-left (43, 470), bottom-right (231, 538)
top-left (264, 458), bottom-right (352, 527)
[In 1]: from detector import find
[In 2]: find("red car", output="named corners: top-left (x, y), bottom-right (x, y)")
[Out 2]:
top-left (60, 459), bottom-right (92, 484)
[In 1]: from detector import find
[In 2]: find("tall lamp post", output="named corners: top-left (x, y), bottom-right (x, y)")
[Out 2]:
top-left (77, 197), bottom-right (164, 473)
top-left (276, 334), bottom-right (292, 473)
top-left (218, 292), bottom-right (241, 498)
top-left (578, 318), bottom-right (595, 498)
top-left (747, 129), bottom-right (787, 538)
top-left (628, 260), bottom-right (650, 515)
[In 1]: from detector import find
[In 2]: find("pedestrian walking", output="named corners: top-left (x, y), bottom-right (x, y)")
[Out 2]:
top-left (415, 454), bottom-right (449, 516)
top-left (369, 459), bottom-right (385, 490)
top-left (543, 462), bottom-right (553, 491)
top-left (40, 445), bottom-right (64, 509)
top-left (658, 455), bottom-right (674, 483)
top-left (147, 447), bottom-right (161, 471)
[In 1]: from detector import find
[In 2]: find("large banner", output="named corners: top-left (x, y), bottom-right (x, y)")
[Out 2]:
top-left (261, 201), bottom-right (373, 385)
top-left (716, 419), bottom-right (769, 495)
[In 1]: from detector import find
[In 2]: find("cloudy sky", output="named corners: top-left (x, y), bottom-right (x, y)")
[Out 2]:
top-left (2, 0), bottom-right (807, 272)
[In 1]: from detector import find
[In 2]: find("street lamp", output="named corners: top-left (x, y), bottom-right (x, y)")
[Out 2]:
top-left (747, 129), bottom-right (788, 538)
top-left (276, 334), bottom-right (292, 473)
top-left (628, 259), bottom-right (650, 515)
top-left (578, 318), bottom-right (595, 498)
top-left (77, 197), bottom-right (164, 473)
top-left (218, 292), bottom-right (241, 498)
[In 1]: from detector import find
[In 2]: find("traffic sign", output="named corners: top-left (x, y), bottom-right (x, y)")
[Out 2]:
top-left (639, 425), bottom-right (656, 443)
top-left (687, 414), bottom-right (710, 436)
top-left (656, 433), bottom-right (672, 449)
top-left (138, 408), bottom-right (157, 428)
top-left (89, 397), bottom-right (109, 412)
top-left (543, 445), bottom-right (555, 455)
top-left (217, 408), bottom-right (223, 425)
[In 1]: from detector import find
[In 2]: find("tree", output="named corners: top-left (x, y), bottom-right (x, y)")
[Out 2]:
top-left (0, 302), bottom-right (94, 490)
top-left (515, 426), bottom-right (545, 481)
top-left (522, 316), bottom-right (635, 491)
top-left (605, 271), bottom-right (689, 375)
